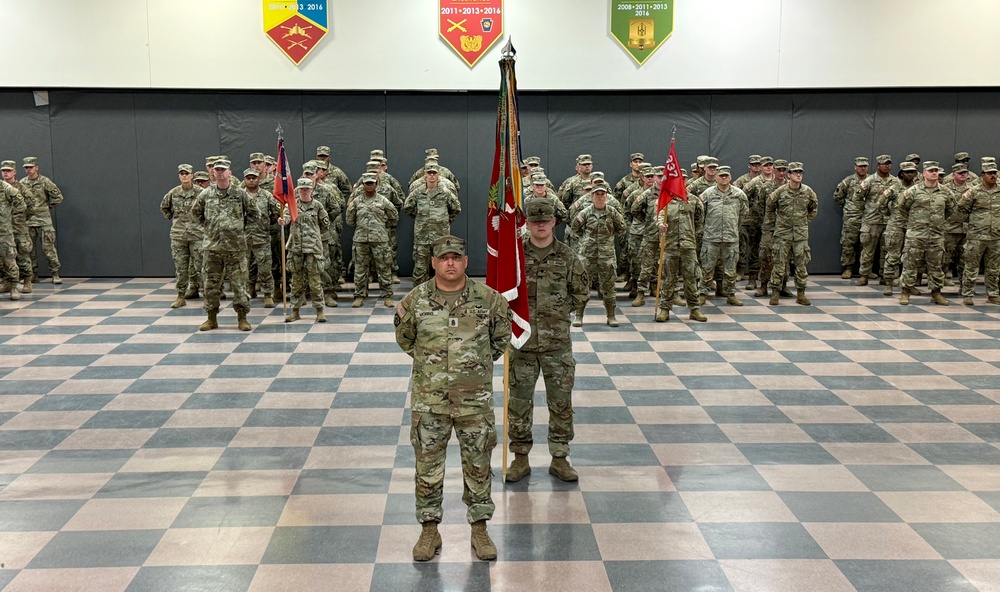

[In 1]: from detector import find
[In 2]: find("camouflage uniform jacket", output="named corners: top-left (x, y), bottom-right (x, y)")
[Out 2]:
top-left (314, 182), bottom-right (345, 240)
top-left (411, 175), bottom-right (458, 196)
top-left (521, 239), bottom-right (589, 353)
top-left (327, 166), bottom-right (353, 200)
top-left (766, 183), bottom-right (819, 242)
top-left (409, 165), bottom-right (461, 193)
top-left (614, 172), bottom-right (641, 200)
top-left (160, 184), bottom-right (205, 242)
top-left (625, 183), bottom-right (656, 237)
top-left (557, 174), bottom-right (590, 208)
top-left (632, 186), bottom-right (666, 242)
top-left (403, 185), bottom-right (461, 244)
top-left (897, 184), bottom-right (955, 240)
top-left (0, 181), bottom-right (26, 244)
top-left (351, 177), bottom-right (403, 210)
top-left (744, 175), bottom-right (780, 228)
top-left (3, 180), bottom-right (28, 237)
top-left (20, 174), bottom-right (63, 227)
top-left (700, 185), bottom-right (749, 243)
top-left (686, 176), bottom-right (714, 198)
top-left (954, 183), bottom-right (1000, 240)
top-left (191, 184), bottom-right (260, 252)
top-left (244, 188), bottom-right (282, 248)
top-left (942, 182), bottom-right (970, 234)
top-left (833, 174), bottom-right (867, 217)
top-left (395, 278), bottom-right (512, 417)
top-left (659, 198), bottom-right (700, 250)
top-left (284, 198), bottom-right (330, 255)
top-left (346, 192), bottom-right (398, 243)
top-left (944, 170), bottom-right (979, 185)
top-left (733, 172), bottom-right (757, 190)
top-left (569, 193), bottom-right (625, 219)
top-left (858, 173), bottom-right (901, 226)
top-left (571, 204), bottom-right (626, 259)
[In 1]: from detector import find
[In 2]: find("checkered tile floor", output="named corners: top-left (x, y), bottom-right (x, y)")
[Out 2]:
top-left (1, 276), bottom-right (999, 592)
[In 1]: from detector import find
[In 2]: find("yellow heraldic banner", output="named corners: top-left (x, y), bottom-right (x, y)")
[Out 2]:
top-left (610, 2), bottom-right (675, 65)
top-left (263, 1), bottom-right (328, 65)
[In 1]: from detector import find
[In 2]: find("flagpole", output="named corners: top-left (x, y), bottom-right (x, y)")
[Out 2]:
top-left (280, 204), bottom-right (288, 315)
top-left (500, 37), bottom-right (516, 486)
top-left (654, 124), bottom-right (679, 316)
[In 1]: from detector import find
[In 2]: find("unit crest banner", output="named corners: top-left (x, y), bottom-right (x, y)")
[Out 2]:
top-left (264, 1), bottom-right (328, 65)
top-left (440, 0), bottom-right (504, 67)
top-left (610, 2), bottom-right (675, 65)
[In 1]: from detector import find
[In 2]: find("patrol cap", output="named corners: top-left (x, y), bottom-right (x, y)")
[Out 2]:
top-left (982, 157), bottom-right (996, 164)
top-left (265, 155), bottom-right (276, 165)
top-left (876, 154), bottom-right (892, 164)
top-left (952, 163), bottom-right (968, 173)
top-left (717, 166), bottom-right (732, 176)
top-left (425, 148), bottom-right (439, 157)
top-left (0, 160), bottom-right (16, 171)
top-left (899, 162), bottom-right (918, 172)
top-left (983, 162), bottom-right (998, 173)
top-left (249, 152), bottom-right (265, 162)
top-left (370, 156), bottom-right (387, 164)
top-left (592, 185), bottom-right (609, 194)
top-left (177, 164), bottom-right (194, 174)
top-left (576, 154), bottom-right (593, 164)
top-left (524, 156), bottom-right (541, 165)
top-left (591, 171), bottom-right (605, 180)
top-left (302, 162), bottom-right (318, 174)
top-left (424, 155), bottom-right (440, 164)
top-left (955, 152), bottom-right (971, 162)
top-left (642, 168), bottom-right (656, 177)
top-left (296, 177), bottom-right (313, 189)
top-left (652, 166), bottom-right (664, 175)
top-left (432, 235), bottom-right (466, 257)
top-left (531, 174), bottom-right (547, 185)
top-left (582, 183), bottom-right (593, 192)
top-left (192, 171), bottom-right (210, 181)
top-left (696, 155), bottom-right (710, 166)
top-left (213, 159), bottom-right (231, 170)
top-left (854, 156), bottom-right (869, 166)
top-left (370, 149), bottom-right (385, 159)
top-left (365, 160), bottom-right (381, 172)
top-left (748, 154), bottom-right (762, 165)
top-left (313, 160), bottom-right (329, 171)
top-left (788, 162), bottom-right (804, 172)
top-left (924, 162), bottom-right (942, 172)
top-left (361, 172), bottom-right (378, 184)
top-left (243, 168), bottom-right (258, 178)
top-left (703, 157), bottom-right (719, 168)
top-left (906, 153), bottom-right (921, 162)
top-left (316, 146), bottom-right (331, 156)
top-left (525, 199), bottom-right (556, 222)
top-left (775, 159), bottom-right (789, 169)
top-left (630, 152), bottom-right (645, 161)
top-left (22, 157), bottom-right (38, 167)
top-left (760, 156), bottom-right (774, 165)
top-left (424, 163), bottom-right (440, 173)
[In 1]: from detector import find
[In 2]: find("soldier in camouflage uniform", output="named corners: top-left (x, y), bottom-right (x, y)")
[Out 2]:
top-left (1, 161), bottom-right (31, 295)
top-left (942, 162), bottom-right (972, 286)
top-left (0, 174), bottom-right (25, 300)
top-left (242, 168), bottom-right (281, 308)
top-left (745, 156), bottom-right (778, 292)
top-left (412, 157), bottom-right (460, 196)
top-left (403, 163), bottom-right (461, 286)
top-left (877, 161), bottom-right (920, 296)
top-left (631, 166), bottom-right (668, 306)
top-left (898, 162), bottom-right (955, 306)
top-left (614, 152), bottom-right (645, 200)
top-left (944, 152), bottom-right (979, 185)
top-left (395, 235), bottom-right (510, 562)
top-left (622, 165), bottom-right (655, 296)
top-left (733, 155), bottom-right (762, 191)
top-left (190, 159), bottom-right (260, 332)
top-left (370, 150), bottom-right (405, 283)
top-left (347, 172), bottom-right (398, 307)
top-left (160, 164), bottom-right (204, 308)
top-left (314, 146), bottom-right (353, 203)
top-left (557, 154), bottom-right (594, 209)
top-left (280, 178), bottom-right (331, 323)
top-left (304, 161), bottom-right (345, 305)
top-left (506, 199), bottom-right (589, 484)
top-left (525, 174), bottom-right (568, 222)
top-left (699, 166), bottom-right (748, 306)
top-left (352, 160), bottom-right (403, 283)
top-left (20, 157), bottom-right (63, 285)
top-left (834, 157), bottom-right (870, 279)
top-left (571, 185), bottom-right (625, 326)
top-left (856, 155), bottom-right (902, 285)
top-left (766, 163), bottom-right (819, 306)
top-left (409, 149), bottom-right (461, 195)
top-left (954, 162), bottom-right (1000, 306)
top-left (655, 187), bottom-right (706, 323)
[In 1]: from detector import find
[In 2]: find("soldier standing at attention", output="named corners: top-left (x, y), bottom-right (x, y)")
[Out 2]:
top-left (395, 235), bottom-right (511, 562)
top-left (856, 155), bottom-right (901, 286)
top-left (631, 166), bottom-right (667, 307)
top-left (506, 199), bottom-right (588, 484)
top-left (614, 152), bottom-right (645, 200)
top-left (557, 154), bottom-right (594, 210)
top-left (654, 184), bottom-right (707, 323)
top-left (942, 163), bottom-right (972, 286)
top-left (20, 157), bottom-right (63, 285)
top-left (314, 146), bottom-right (352, 201)
top-left (160, 164), bottom-right (203, 308)
top-left (766, 162), bottom-right (819, 306)
top-left (898, 162), bottom-right (955, 306)
top-left (623, 165), bottom-right (655, 297)
top-left (834, 157), bottom-right (870, 279)
top-left (347, 172), bottom-right (398, 308)
top-left (698, 166), bottom-right (748, 306)
top-left (571, 185), bottom-right (625, 326)
top-left (242, 168), bottom-right (280, 308)
top-left (0, 174), bottom-right (25, 300)
top-left (2, 161), bottom-right (31, 295)
top-left (954, 162), bottom-right (1000, 306)
top-left (191, 159), bottom-right (260, 332)
top-left (280, 178), bottom-right (330, 323)
top-left (878, 161), bottom-right (920, 296)
top-left (403, 163), bottom-right (461, 286)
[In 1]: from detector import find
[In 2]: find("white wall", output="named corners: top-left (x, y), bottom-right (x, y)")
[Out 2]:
top-left (5, 0), bottom-right (1000, 90)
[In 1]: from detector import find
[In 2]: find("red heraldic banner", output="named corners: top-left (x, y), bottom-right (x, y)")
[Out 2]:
top-left (439, 0), bottom-right (504, 67)
top-left (657, 139), bottom-right (688, 213)
top-left (263, 1), bottom-right (328, 66)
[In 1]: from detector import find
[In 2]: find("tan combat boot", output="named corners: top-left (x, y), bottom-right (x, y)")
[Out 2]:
top-left (285, 309), bottom-right (300, 323)
top-left (549, 457), bottom-right (579, 482)
top-left (271, 287), bottom-right (282, 301)
top-left (688, 308), bottom-right (707, 322)
top-left (21, 278), bottom-right (31, 294)
top-left (316, 309), bottom-right (327, 323)
top-left (199, 311), bottom-right (218, 331)
top-left (779, 286), bottom-right (794, 297)
top-left (506, 454), bottom-right (530, 482)
top-left (184, 287), bottom-right (199, 299)
top-left (963, 296), bottom-right (974, 306)
top-left (856, 276), bottom-right (868, 286)
top-left (325, 294), bottom-right (338, 308)
top-left (841, 268), bottom-right (852, 279)
top-left (605, 304), bottom-right (619, 327)
top-left (170, 293), bottom-right (186, 309)
top-left (263, 295), bottom-right (275, 308)
top-left (769, 291), bottom-right (780, 306)
top-left (987, 296), bottom-right (1000, 305)
top-left (655, 308), bottom-right (669, 322)
top-left (249, 284), bottom-right (257, 299)
top-left (746, 278), bottom-right (757, 291)
top-left (412, 522), bottom-right (442, 562)
top-left (673, 293), bottom-right (685, 307)
top-left (384, 296), bottom-right (395, 308)
top-left (352, 297), bottom-right (364, 308)
top-left (753, 285), bottom-right (768, 297)
top-left (572, 306), bottom-right (584, 327)
top-left (726, 295), bottom-right (743, 306)
top-left (51, 273), bottom-right (62, 285)
top-left (796, 288), bottom-right (811, 306)
top-left (899, 288), bottom-right (910, 305)
top-left (883, 283), bottom-right (893, 296)
top-left (930, 289), bottom-right (949, 306)
top-left (470, 521), bottom-right (497, 561)
top-left (10, 283), bottom-right (21, 301)
top-left (631, 289), bottom-right (645, 307)
top-left (237, 312), bottom-right (252, 331)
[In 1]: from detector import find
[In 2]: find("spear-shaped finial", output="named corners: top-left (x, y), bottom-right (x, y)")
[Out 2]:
top-left (501, 37), bottom-right (516, 59)
top-left (276, 124), bottom-right (284, 139)
top-left (671, 122), bottom-right (677, 140)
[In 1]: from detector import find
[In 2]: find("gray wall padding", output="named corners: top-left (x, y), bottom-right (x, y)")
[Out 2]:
top-left (1, 88), bottom-right (996, 278)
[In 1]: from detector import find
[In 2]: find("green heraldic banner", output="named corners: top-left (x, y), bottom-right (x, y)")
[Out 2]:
top-left (610, 2), bottom-right (675, 65)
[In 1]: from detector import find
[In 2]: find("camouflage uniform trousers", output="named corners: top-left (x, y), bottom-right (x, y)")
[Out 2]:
top-left (389, 228), bottom-right (399, 275)
top-left (319, 240), bottom-right (339, 295)
top-left (289, 252), bottom-right (324, 311)
top-left (352, 241), bottom-right (392, 298)
top-left (881, 230), bottom-right (905, 282)
top-left (170, 238), bottom-right (203, 294)
top-left (657, 246), bottom-right (699, 312)
top-left (757, 233), bottom-right (774, 285)
top-left (28, 224), bottom-right (60, 278)
top-left (508, 347), bottom-right (575, 458)
top-left (858, 223), bottom-right (886, 277)
top-left (411, 410), bottom-right (497, 524)
top-left (699, 242), bottom-right (738, 296)
top-left (247, 243), bottom-right (275, 294)
top-left (960, 239), bottom-right (1000, 299)
top-left (739, 224), bottom-right (761, 279)
top-left (1, 242), bottom-right (18, 284)
top-left (770, 238), bottom-right (811, 290)
top-left (627, 233), bottom-right (643, 285)
top-left (943, 232), bottom-right (966, 280)
top-left (616, 234), bottom-right (629, 278)
top-left (330, 233), bottom-right (344, 287)
top-left (14, 229), bottom-right (30, 282)
top-left (583, 254), bottom-right (617, 307)
top-left (411, 242), bottom-right (434, 286)
top-left (637, 239), bottom-right (662, 294)
top-left (839, 215), bottom-right (862, 269)
top-left (203, 250), bottom-right (250, 314)
top-left (270, 226), bottom-right (287, 292)
top-left (901, 237), bottom-right (945, 292)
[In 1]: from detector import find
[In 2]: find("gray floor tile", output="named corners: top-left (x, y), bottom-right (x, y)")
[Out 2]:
top-left (331, 392), bottom-right (407, 408)
top-left (679, 376), bottom-right (757, 390)
top-left (143, 428), bottom-right (239, 448)
top-left (371, 563), bottom-right (490, 592)
top-left (28, 530), bottom-right (165, 568)
top-left (762, 390), bottom-right (847, 406)
top-left (209, 364), bottom-right (283, 379)
top-left (640, 424), bottom-right (730, 444)
top-left (911, 523), bottom-right (1000, 559)
top-left (584, 492), bottom-right (692, 523)
top-left (0, 429), bottom-right (73, 450)
top-left (847, 465), bottom-right (965, 491)
top-left (267, 378), bottom-right (340, 392)
top-left (960, 423), bottom-right (1000, 442)
top-left (855, 405), bottom-right (950, 423)
top-left (494, 524), bottom-right (602, 561)
top-left (737, 443), bottom-right (839, 465)
top-left (95, 471), bottom-right (207, 498)
top-left (907, 390), bottom-right (996, 405)
top-left (243, 409), bottom-right (328, 427)
top-left (571, 444), bottom-right (660, 466)
top-left (605, 560), bottom-right (734, 592)
top-left (171, 496), bottom-right (288, 528)
top-left (778, 492), bottom-right (902, 522)
top-left (977, 492), bottom-right (1000, 512)
top-left (836, 560), bottom-right (978, 592)
top-left (909, 443), bottom-right (1000, 465)
top-left (292, 469), bottom-right (392, 494)
top-left (699, 522), bottom-right (827, 559)
top-left (180, 392), bottom-right (262, 409)
top-left (125, 565), bottom-right (257, 592)
top-left (620, 390), bottom-right (699, 406)
top-left (704, 406), bottom-right (792, 424)
top-left (26, 449), bottom-right (135, 474)
top-left (25, 394), bottom-right (115, 411)
top-left (124, 379), bottom-right (205, 393)
top-left (262, 525), bottom-right (381, 563)
top-left (604, 363), bottom-right (675, 376)
top-left (800, 423), bottom-right (898, 443)
top-left (81, 410), bottom-right (175, 430)
top-left (213, 447), bottom-right (311, 470)
top-left (573, 407), bottom-right (636, 424)
top-left (314, 426), bottom-right (400, 446)
top-left (0, 499), bottom-right (86, 531)
top-left (665, 465), bottom-right (772, 491)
